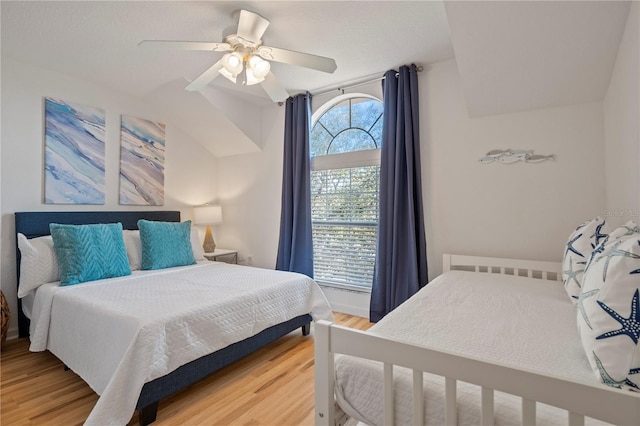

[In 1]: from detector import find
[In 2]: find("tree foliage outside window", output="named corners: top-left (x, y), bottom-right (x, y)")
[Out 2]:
top-left (310, 96), bottom-right (382, 290)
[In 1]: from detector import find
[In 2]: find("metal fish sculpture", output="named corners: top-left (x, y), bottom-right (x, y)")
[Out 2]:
top-left (486, 149), bottom-right (511, 157)
top-left (480, 149), bottom-right (555, 164)
top-left (479, 156), bottom-right (497, 164)
top-left (498, 153), bottom-right (526, 164)
top-left (509, 149), bottom-right (533, 157)
top-left (525, 154), bottom-right (556, 163)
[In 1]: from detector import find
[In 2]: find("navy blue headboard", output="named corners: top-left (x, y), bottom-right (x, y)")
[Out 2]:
top-left (14, 210), bottom-right (181, 337)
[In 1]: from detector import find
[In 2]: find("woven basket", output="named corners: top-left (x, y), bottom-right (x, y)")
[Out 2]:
top-left (1, 290), bottom-right (10, 344)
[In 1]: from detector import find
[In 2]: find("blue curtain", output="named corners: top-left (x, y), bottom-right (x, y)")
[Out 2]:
top-left (370, 64), bottom-right (428, 322)
top-left (275, 93), bottom-right (314, 277)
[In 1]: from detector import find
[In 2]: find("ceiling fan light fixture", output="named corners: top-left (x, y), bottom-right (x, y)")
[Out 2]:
top-left (222, 52), bottom-right (243, 75)
top-left (218, 66), bottom-right (237, 83)
top-left (248, 55), bottom-right (271, 80)
top-left (244, 67), bottom-right (265, 86)
top-left (144, 9), bottom-right (335, 102)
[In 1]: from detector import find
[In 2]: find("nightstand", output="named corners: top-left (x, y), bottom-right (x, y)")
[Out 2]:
top-left (204, 249), bottom-right (238, 264)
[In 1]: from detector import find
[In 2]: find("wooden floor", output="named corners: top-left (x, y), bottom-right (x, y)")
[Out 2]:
top-left (1, 313), bottom-right (372, 426)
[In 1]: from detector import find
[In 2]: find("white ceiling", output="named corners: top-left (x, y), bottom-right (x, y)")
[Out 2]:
top-left (0, 1), bottom-right (454, 100)
top-left (1, 1), bottom-right (632, 154)
top-left (446, 1), bottom-right (631, 117)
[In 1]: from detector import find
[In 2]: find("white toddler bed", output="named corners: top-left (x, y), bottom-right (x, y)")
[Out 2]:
top-left (315, 254), bottom-right (640, 425)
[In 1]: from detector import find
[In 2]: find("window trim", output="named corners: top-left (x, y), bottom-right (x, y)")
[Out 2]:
top-left (311, 92), bottom-right (382, 128)
top-left (310, 93), bottom-right (383, 293)
top-left (311, 148), bottom-right (381, 171)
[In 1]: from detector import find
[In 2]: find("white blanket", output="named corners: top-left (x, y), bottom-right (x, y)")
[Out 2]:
top-left (29, 261), bottom-right (332, 425)
top-left (335, 271), bottom-right (609, 425)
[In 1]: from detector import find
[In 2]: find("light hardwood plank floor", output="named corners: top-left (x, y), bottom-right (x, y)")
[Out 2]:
top-left (1, 313), bottom-right (373, 425)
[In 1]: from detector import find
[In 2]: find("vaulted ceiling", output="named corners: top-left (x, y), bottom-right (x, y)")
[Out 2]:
top-left (1, 1), bottom-right (631, 155)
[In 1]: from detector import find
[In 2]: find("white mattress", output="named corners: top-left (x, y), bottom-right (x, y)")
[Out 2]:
top-left (335, 271), bottom-right (610, 425)
top-left (29, 261), bottom-right (332, 425)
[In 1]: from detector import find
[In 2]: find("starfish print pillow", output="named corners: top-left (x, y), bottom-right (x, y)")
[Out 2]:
top-left (577, 224), bottom-right (640, 391)
top-left (562, 217), bottom-right (607, 304)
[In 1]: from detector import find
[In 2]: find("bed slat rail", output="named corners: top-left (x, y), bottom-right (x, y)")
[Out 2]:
top-left (522, 398), bottom-right (536, 425)
top-left (445, 378), bottom-right (457, 425)
top-left (412, 369), bottom-right (424, 425)
top-left (481, 386), bottom-right (494, 425)
top-left (314, 320), bottom-right (640, 426)
top-left (443, 254), bottom-right (562, 281)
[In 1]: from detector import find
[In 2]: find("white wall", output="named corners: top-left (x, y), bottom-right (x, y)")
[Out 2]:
top-left (424, 60), bottom-right (606, 277)
top-left (1, 57), bottom-right (219, 339)
top-left (604, 1), bottom-right (639, 227)
top-left (217, 59), bottom-right (607, 315)
top-left (213, 104), bottom-right (284, 269)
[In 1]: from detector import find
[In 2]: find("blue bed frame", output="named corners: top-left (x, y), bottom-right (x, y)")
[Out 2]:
top-left (14, 211), bottom-right (312, 425)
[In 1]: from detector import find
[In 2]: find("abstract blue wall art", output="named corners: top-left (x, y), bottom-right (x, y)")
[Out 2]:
top-left (44, 97), bottom-right (106, 204)
top-left (119, 115), bottom-right (166, 205)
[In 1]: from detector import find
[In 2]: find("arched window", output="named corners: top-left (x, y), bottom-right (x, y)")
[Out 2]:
top-left (310, 95), bottom-right (383, 290)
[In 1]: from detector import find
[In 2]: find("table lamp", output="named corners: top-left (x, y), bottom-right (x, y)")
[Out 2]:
top-left (193, 205), bottom-right (222, 253)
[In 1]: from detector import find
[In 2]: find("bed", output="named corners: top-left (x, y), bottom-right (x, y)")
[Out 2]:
top-left (15, 210), bottom-right (332, 425)
top-left (315, 254), bottom-right (640, 426)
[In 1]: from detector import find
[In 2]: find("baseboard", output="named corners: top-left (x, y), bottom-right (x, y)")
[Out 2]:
top-left (319, 285), bottom-right (370, 318)
top-left (6, 325), bottom-right (19, 341)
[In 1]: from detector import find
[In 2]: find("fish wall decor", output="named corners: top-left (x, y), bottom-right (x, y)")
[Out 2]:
top-left (479, 149), bottom-right (556, 164)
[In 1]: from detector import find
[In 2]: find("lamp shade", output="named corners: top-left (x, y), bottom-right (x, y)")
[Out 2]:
top-left (222, 52), bottom-right (243, 76)
top-left (194, 205), bottom-right (222, 225)
top-left (248, 55), bottom-right (270, 80)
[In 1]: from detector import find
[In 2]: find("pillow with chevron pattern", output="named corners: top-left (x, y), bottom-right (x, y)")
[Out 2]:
top-left (124, 227), bottom-right (205, 270)
top-left (138, 220), bottom-right (196, 270)
top-left (577, 225), bottom-right (640, 391)
top-left (50, 223), bottom-right (131, 286)
top-left (562, 217), bottom-right (607, 304)
top-left (17, 233), bottom-right (60, 297)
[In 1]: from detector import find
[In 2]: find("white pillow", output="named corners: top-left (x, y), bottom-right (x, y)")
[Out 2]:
top-left (190, 228), bottom-right (205, 261)
top-left (562, 217), bottom-right (607, 304)
top-left (577, 226), bottom-right (640, 391)
top-left (583, 221), bottom-right (639, 272)
top-left (123, 228), bottom-right (205, 270)
top-left (123, 230), bottom-right (143, 270)
top-left (610, 220), bottom-right (640, 239)
top-left (17, 233), bottom-right (60, 298)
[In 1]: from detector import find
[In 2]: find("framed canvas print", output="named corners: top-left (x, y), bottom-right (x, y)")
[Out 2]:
top-left (119, 115), bottom-right (166, 205)
top-left (44, 98), bottom-right (106, 204)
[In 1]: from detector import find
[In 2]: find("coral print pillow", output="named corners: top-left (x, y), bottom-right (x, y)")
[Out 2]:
top-left (562, 217), bottom-right (607, 303)
top-left (577, 223), bottom-right (640, 390)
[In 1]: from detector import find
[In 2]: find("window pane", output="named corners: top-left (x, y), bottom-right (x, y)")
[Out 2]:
top-left (351, 99), bottom-right (383, 132)
top-left (370, 114), bottom-right (383, 145)
top-left (313, 224), bottom-right (377, 288)
top-left (312, 165), bottom-right (379, 289)
top-left (328, 128), bottom-right (376, 154)
top-left (311, 95), bottom-right (383, 290)
top-left (318, 99), bottom-right (349, 136)
top-left (310, 124), bottom-right (332, 157)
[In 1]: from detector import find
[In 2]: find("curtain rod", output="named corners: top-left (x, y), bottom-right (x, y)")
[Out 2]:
top-left (311, 64), bottom-right (424, 98)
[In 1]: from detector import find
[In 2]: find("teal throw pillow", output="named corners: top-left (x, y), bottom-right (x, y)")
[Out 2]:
top-left (50, 222), bottom-right (131, 286)
top-left (138, 219), bottom-right (196, 270)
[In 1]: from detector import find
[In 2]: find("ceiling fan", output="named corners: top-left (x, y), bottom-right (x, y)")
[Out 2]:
top-left (139, 9), bottom-right (337, 102)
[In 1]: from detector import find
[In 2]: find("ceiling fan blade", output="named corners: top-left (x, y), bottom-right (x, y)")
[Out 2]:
top-left (236, 10), bottom-right (270, 43)
top-left (138, 40), bottom-right (231, 52)
top-left (261, 72), bottom-right (289, 102)
top-left (257, 46), bottom-right (337, 73)
top-left (185, 61), bottom-right (224, 91)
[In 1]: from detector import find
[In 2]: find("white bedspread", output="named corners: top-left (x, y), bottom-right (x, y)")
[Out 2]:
top-left (335, 271), bottom-right (609, 425)
top-left (29, 261), bottom-right (332, 425)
